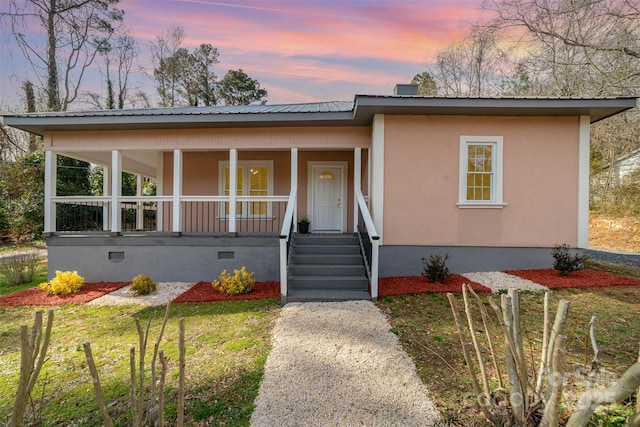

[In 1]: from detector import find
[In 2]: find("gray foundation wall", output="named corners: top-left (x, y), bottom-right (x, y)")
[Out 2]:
top-left (47, 234), bottom-right (280, 283)
top-left (379, 245), bottom-right (561, 277)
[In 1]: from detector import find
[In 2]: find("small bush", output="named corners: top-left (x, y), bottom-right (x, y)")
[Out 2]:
top-left (0, 253), bottom-right (40, 286)
top-left (552, 244), bottom-right (588, 276)
top-left (40, 270), bottom-right (84, 295)
top-left (421, 253), bottom-right (451, 283)
top-left (212, 266), bottom-right (255, 296)
top-left (130, 274), bottom-right (157, 296)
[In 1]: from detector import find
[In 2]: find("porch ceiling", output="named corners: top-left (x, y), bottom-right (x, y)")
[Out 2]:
top-left (60, 150), bottom-right (158, 178)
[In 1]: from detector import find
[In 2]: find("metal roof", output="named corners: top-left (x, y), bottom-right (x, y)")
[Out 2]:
top-left (2, 96), bottom-right (636, 136)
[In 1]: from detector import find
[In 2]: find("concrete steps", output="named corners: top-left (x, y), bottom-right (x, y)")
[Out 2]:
top-left (286, 234), bottom-right (370, 303)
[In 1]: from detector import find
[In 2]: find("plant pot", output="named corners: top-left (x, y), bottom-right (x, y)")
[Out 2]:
top-left (297, 222), bottom-right (310, 234)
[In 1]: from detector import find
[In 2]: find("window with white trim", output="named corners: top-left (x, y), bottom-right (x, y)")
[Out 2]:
top-left (458, 136), bottom-right (505, 207)
top-left (219, 160), bottom-right (273, 217)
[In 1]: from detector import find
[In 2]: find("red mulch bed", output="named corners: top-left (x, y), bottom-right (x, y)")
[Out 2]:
top-left (506, 268), bottom-right (640, 289)
top-left (172, 281), bottom-right (280, 303)
top-left (0, 282), bottom-right (129, 307)
top-left (379, 274), bottom-right (490, 297)
top-left (2, 270), bottom-right (638, 306)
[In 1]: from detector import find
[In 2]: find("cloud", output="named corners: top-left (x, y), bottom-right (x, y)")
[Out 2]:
top-left (1, 0), bottom-right (489, 108)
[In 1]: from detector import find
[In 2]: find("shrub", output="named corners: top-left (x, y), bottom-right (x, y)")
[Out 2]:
top-left (130, 274), bottom-right (157, 296)
top-left (40, 270), bottom-right (84, 295)
top-left (212, 266), bottom-right (255, 296)
top-left (421, 253), bottom-right (451, 283)
top-left (552, 244), bottom-right (588, 276)
top-left (0, 253), bottom-right (40, 286)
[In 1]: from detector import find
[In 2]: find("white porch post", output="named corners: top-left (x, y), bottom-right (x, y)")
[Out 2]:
top-left (156, 152), bottom-right (164, 232)
top-left (102, 166), bottom-right (110, 231)
top-left (371, 114), bottom-right (385, 244)
top-left (354, 147), bottom-right (361, 232)
top-left (367, 147), bottom-right (372, 210)
top-left (136, 174), bottom-right (144, 230)
top-left (229, 148), bottom-right (237, 233)
top-left (578, 115), bottom-right (590, 248)
top-left (291, 148), bottom-right (298, 229)
top-left (172, 149), bottom-right (182, 233)
top-left (371, 240), bottom-right (379, 300)
top-left (44, 151), bottom-right (56, 233)
top-left (111, 150), bottom-right (122, 234)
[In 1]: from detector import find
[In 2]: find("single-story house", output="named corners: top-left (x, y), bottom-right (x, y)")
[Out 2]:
top-left (2, 86), bottom-right (637, 302)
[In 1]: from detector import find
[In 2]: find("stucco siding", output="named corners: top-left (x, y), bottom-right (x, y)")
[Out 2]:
top-left (382, 115), bottom-right (579, 247)
top-left (45, 126), bottom-right (371, 150)
top-left (160, 150), bottom-right (364, 234)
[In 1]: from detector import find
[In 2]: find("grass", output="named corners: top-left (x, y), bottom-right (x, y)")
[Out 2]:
top-left (377, 286), bottom-right (640, 425)
top-left (0, 241), bottom-right (48, 295)
top-left (0, 262), bottom-right (48, 296)
top-left (0, 300), bottom-right (279, 426)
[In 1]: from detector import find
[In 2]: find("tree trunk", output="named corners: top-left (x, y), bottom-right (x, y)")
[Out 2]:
top-left (83, 342), bottom-right (114, 427)
top-left (540, 335), bottom-right (566, 427)
top-left (9, 310), bottom-right (54, 427)
top-left (46, 0), bottom-right (61, 111)
top-left (463, 284), bottom-right (491, 400)
top-left (545, 300), bottom-right (570, 401)
top-left (501, 294), bottom-right (525, 425)
top-left (469, 285), bottom-right (504, 388)
top-left (536, 291), bottom-right (551, 393)
top-left (566, 362), bottom-right (640, 427)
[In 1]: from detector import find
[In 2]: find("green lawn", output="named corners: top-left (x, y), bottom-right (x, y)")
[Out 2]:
top-left (0, 300), bottom-right (279, 426)
top-left (378, 286), bottom-right (640, 425)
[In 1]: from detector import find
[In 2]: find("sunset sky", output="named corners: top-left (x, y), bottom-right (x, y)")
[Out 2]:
top-left (0, 0), bottom-right (490, 110)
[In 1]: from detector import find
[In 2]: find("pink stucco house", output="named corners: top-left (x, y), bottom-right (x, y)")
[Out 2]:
top-left (3, 86), bottom-right (636, 302)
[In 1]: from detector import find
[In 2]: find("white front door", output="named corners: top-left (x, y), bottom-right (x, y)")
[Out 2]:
top-left (310, 163), bottom-right (345, 232)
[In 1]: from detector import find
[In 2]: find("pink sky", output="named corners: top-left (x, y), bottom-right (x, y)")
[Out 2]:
top-left (0, 0), bottom-right (489, 109)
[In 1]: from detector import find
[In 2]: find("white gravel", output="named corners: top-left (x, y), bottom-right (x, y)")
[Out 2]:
top-left (87, 282), bottom-right (196, 306)
top-left (250, 300), bottom-right (441, 426)
top-left (462, 271), bottom-right (549, 293)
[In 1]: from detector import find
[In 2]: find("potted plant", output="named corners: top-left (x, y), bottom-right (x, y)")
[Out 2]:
top-left (297, 215), bottom-right (310, 234)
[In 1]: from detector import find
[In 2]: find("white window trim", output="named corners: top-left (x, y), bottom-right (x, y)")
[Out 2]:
top-left (219, 160), bottom-right (274, 218)
top-left (457, 135), bottom-right (506, 208)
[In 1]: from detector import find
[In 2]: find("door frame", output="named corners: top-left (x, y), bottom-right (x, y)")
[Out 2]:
top-left (307, 161), bottom-right (348, 233)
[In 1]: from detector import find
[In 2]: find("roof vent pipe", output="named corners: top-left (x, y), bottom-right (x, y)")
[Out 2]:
top-left (393, 84), bottom-right (418, 96)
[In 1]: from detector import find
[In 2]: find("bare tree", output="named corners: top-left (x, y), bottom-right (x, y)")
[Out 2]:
top-left (85, 28), bottom-right (137, 110)
top-left (151, 26), bottom-right (185, 107)
top-left (429, 25), bottom-right (509, 96)
top-left (106, 29), bottom-right (136, 109)
top-left (3, 0), bottom-right (124, 111)
top-left (486, 0), bottom-right (640, 96)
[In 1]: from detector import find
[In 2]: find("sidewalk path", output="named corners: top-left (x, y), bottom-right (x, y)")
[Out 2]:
top-left (250, 300), bottom-right (441, 426)
top-left (0, 249), bottom-right (47, 265)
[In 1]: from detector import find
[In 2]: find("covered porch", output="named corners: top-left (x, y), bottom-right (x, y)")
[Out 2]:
top-left (43, 145), bottom-right (380, 301)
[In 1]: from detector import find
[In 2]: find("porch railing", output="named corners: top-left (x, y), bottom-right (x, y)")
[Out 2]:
top-left (278, 189), bottom-right (297, 302)
top-left (50, 195), bottom-right (288, 234)
top-left (355, 189), bottom-right (380, 299)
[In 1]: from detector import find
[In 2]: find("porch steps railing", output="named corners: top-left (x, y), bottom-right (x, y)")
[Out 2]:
top-left (286, 235), bottom-right (370, 302)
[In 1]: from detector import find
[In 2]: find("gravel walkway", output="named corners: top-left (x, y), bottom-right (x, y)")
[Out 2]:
top-left (250, 300), bottom-right (441, 426)
top-left (585, 248), bottom-right (640, 267)
top-left (87, 282), bottom-right (196, 306)
top-left (462, 271), bottom-right (549, 293)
